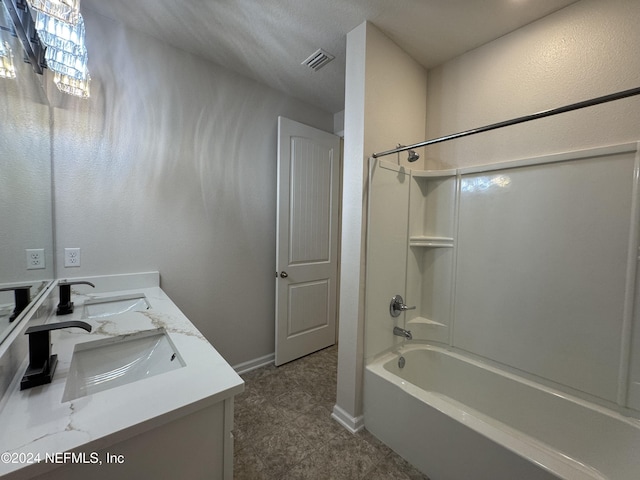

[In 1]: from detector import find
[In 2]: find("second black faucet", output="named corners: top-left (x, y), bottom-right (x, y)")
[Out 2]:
top-left (56, 281), bottom-right (95, 315)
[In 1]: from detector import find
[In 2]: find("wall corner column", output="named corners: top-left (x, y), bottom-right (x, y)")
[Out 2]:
top-left (333, 21), bottom-right (367, 433)
top-left (333, 20), bottom-right (428, 432)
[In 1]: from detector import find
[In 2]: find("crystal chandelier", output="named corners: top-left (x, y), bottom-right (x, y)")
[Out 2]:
top-left (34, 10), bottom-right (90, 97)
top-left (0, 40), bottom-right (17, 79)
top-left (27, 0), bottom-right (81, 25)
top-left (52, 70), bottom-right (90, 98)
top-left (35, 10), bottom-right (85, 55)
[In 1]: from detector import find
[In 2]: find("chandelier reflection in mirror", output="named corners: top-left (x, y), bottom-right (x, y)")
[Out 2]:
top-left (0, 40), bottom-right (16, 79)
top-left (27, 0), bottom-right (80, 25)
top-left (30, 1), bottom-right (90, 97)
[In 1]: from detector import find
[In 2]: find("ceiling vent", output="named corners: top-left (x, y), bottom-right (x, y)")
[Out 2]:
top-left (301, 48), bottom-right (335, 71)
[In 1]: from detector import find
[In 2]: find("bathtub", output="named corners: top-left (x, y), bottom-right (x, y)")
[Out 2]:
top-left (363, 344), bottom-right (640, 480)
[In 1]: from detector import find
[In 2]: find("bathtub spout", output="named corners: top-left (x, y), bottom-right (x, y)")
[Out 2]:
top-left (393, 326), bottom-right (412, 340)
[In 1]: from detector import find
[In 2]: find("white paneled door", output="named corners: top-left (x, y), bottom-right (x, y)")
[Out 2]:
top-left (275, 117), bottom-right (341, 366)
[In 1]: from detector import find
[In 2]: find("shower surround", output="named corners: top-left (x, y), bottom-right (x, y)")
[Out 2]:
top-left (363, 142), bottom-right (640, 479)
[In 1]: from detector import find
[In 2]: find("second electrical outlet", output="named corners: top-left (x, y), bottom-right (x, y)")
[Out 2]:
top-left (64, 248), bottom-right (81, 267)
top-left (26, 249), bottom-right (45, 270)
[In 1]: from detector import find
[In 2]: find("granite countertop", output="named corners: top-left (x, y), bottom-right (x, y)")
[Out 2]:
top-left (0, 275), bottom-right (244, 479)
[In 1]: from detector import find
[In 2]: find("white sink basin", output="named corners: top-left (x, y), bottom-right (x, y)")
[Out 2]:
top-left (82, 293), bottom-right (150, 319)
top-left (62, 328), bottom-right (184, 402)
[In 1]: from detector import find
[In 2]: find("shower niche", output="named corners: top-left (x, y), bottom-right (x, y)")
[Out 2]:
top-left (405, 170), bottom-right (457, 344)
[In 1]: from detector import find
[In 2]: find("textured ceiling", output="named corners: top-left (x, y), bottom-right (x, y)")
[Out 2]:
top-left (82, 0), bottom-right (579, 113)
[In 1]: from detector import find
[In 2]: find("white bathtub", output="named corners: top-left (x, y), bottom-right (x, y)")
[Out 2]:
top-left (363, 344), bottom-right (640, 480)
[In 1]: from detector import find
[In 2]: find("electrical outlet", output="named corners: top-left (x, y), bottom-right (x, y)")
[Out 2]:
top-left (26, 249), bottom-right (45, 270)
top-left (64, 248), bottom-right (81, 267)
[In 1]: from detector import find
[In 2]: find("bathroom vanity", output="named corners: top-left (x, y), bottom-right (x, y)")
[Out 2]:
top-left (0, 272), bottom-right (243, 480)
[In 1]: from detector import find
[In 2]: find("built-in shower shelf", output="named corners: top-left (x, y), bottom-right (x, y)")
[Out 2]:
top-left (408, 317), bottom-right (447, 327)
top-left (409, 236), bottom-right (454, 248)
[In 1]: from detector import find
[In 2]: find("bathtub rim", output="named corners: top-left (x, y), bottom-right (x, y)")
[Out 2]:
top-left (368, 341), bottom-right (640, 421)
top-left (365, 343), bottom-right (640, 480)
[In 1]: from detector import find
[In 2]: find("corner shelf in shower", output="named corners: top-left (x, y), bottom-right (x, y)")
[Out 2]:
top-left (407, 316), bottom-right (447, 327)
top-left (406, 168), bottom-right (457, 344)
top-left (409, 236), bottom-right (454, 248)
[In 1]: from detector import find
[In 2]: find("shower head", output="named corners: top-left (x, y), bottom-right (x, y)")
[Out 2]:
top-left (396, 144), bottom-right (421, 163)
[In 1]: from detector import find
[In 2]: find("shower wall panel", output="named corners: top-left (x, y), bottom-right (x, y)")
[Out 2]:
top-left (364, 159), bottom-right (410, 360)
top-left (453, 147), bottom-right (637, 402)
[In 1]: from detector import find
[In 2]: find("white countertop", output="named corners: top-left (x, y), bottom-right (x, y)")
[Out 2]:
top-left (0, 275), bottom-right (244, 479)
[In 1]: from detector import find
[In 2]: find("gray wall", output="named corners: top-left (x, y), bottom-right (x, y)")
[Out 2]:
top-left (52, 11), bottom-right (333, 366)
top-left (425, 0), bottom-right (640, 168)
top-left (0, 31), bottom-right (53, 286)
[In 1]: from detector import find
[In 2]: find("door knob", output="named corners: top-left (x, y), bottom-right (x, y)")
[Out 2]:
top-left (280, 271), bottom-right (288, 278)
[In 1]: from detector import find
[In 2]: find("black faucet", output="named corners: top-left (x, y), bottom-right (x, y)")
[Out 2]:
top-left (56, 281), bottom-right (95, 315)
top-left (0, 285), bottom-right (32, 322)
top-left (21, 321), bottom-right (92, 390)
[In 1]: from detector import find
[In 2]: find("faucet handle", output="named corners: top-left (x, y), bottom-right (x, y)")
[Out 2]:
top-left (58, 281), bottom-right (96, 287)
top-left (25, 320), bottom-right (92, 335)
top-left (0, 285), bottom-right (32, 292)
top-left (389, 295), bottom-right (416, 318)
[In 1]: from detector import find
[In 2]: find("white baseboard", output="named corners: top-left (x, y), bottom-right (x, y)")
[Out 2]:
top-left (331, 404), bottom-right (364, 433)
top-left (232, 353), bottom-right (275, 375)
top-left (233, 355), bottom-right (365, 434)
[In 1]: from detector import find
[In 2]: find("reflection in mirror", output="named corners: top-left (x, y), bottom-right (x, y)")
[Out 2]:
top-left (0, 1), bottom-right (53, 344)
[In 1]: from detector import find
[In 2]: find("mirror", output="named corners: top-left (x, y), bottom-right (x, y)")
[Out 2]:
top-left (0, 1), bottom-right (53, 343)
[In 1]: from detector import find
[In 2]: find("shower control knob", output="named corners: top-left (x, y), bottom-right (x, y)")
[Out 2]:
top-left (390, 295), bottom-right (415, 318)
top-left (280, 271), bottom-right (288, 278)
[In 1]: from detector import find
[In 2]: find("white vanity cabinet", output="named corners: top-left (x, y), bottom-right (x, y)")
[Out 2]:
top-left (26, 398), bottom-right (235, 480)
top-left (0, 274), bottom-right (243, 480)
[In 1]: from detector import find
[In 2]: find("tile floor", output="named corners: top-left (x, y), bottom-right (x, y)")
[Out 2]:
top-left (233, 345), bottom-right (430, 479)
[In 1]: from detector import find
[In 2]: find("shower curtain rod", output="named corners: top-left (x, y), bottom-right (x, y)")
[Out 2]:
top-left (372, 86), bottom-right (640, 158)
